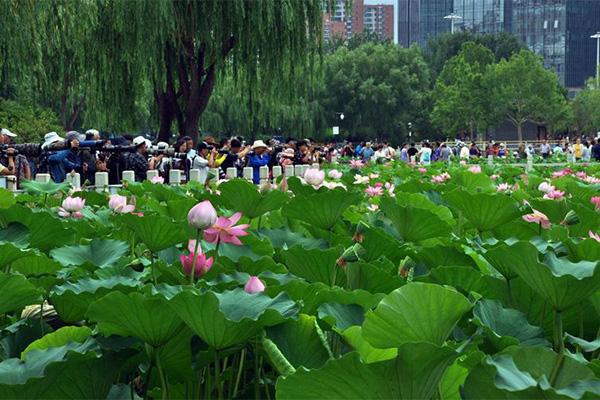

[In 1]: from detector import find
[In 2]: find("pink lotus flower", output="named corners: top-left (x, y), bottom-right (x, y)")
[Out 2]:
top-left (180, 242), bottom-right (213, 278)
top-left (204, 212), bottom-right (250, 246)
top-left (385, 182), bottom-right (395, 197)
top-left (496, 183), bottom-right (510, 192)
top-left (576, 171), bottom-right (587, 179)
top-left (538, 182), bottom-right (555, 193)
top-left (543, 190), bottom-right (565, 200)
top-left (490, 174), bottom-right (499, 181)
top-left (328, 169), bottom-right (343, 180)
top-left (468, 165), bottom-right (481, 174)
top-left (187, 200), bottom-right (218, 230)
top-left (109, 194), bottom-right (136, 214)
top-left (58, 196), bottom-right (85, 218)
top-left (353, 174), bottom-right (370, 185)
top-left (418, 167), bottom-right (427, 173)
top-left (304, 168), bottom-right (325, 187)
top-left (369, 173), bottom-right (380, 179)
top-left (150, 175), bottom-right (164, 184)
top-left (365, 186), bottom-right (384, 197)
top-left (586, 176), bottom-right (600, 184)
top-left (350, 159), bottom-right (364, 169)
top-left (591, 196), bottom-right (600, 210)
top-left (522, 209), bottom-right (551, 230)
top-left (244, 276), bottom-right (266, 294)
top-left (552, 168), bottom-right (572, 178)
top-left (431, 172), bottom-right (451, 184)
top-left (589, 231), bottom-right (600, 243)
top-left (460, 160), bottom-right (467, 165)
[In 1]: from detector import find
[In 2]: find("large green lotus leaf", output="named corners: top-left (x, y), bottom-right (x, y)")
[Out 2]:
top-left (444, 189), bottom-right (521, 232)
top-left (493, 218), bottom-right (538, 240)
top-left (360, 227), bottom-right (409, 264)
top-left (50, 239), bottom-right (128, 268)
top-left (282, 189), bottom-right (360, 230)
top-left (0, 339), bottom-right (117, 399)
top-left (483, 241), bottom-right (537, 280)
top-left (10, 254), bottom-right (62, 277)
top-left (570, 204), bottom-right (600, 238)
top-left (565, 239), bottom-right (600, 263)
top-left (508, 243), bottom-right (600, 310)
top-left (21, 326), bottom-right (92, 359)
top-left (276, 344), bottom-right (457, 399)
top-left (0, 318), bottom-right (51, 360)
top-left (51, 276), bottom-right (142, 322)
top-left (423, 266), bottom-right (507, 300)
top-left (380, 197), bottom-right (453, 242)
top-left (462, 346), bottom-right (600, 399)
top-left (258, 228), bottom-right (327, 250)
top-left (565, 333), bottom-right (600, 353)
top-left (473, 299), bottom-right (549, 349)
top-left (345, 262), bottom-right (404, 293)
top-left (203, 232), bottom-right (274, 262)
top-left (0, 273), bottom-right (42, 315)
top-left (0, 188), bottom-right (15, 209)
top-left (156, 326), bottom-right (195, 382)
top-left (529, 199), bottom-right (570, 224)
top-left (362, 282), bottom-right (472, 348)
top-left (281, 245), bottom-right (345, 286)
top-left (0, 243), bottom-right (33, 268)
top-left (165, 197), bottom-right (198, 222)
top-left (87, 291), bottom-right (183, 347)
top-left (218, 179), bottom-right (288, 219)
top-left (120, 214), bottom-right (189, 253)
top-left (0, 206), bottom-right (76, 252)
top-left (19, 179), bottom-right (70, 195)
top-left (0, 223), bottom-right (29, 247)
top-left (341, 326), bottom-right (397, 364)
top-left (438, 362), bottom-right (470, 400)
top-left (395, 192), bottom-right (455, 227)
top-left (317, 302), bottom-right (365, 330)
top-left (169, 288), bottom-right (298, 349)
top-left (452, 170), bottom-right (495, 191)
top-left (266, 314), bottom-right (331, 370)
top-left (272, 280), bottom-right (383, 315)
top-left (412, 244), bottom-right (476, 269)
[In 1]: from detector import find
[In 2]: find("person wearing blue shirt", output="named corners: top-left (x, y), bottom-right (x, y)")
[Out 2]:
top-left (247, 140), bottom-right (271, 184)
top-left (48, 138), bottom-right (82, 182)
top-left (361, 142), bottom-right (374, 161)
top-left (354, 142), bottom-right (364, 157)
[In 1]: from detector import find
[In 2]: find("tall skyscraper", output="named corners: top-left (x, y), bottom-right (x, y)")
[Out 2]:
top-left (398, 0), bottom-right (453, 47)
top-left (323, 0), bottom-right (395, 42)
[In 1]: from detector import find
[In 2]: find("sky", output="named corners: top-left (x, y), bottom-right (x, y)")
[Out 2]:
top-left (364, 0), bottom-right (398, 44)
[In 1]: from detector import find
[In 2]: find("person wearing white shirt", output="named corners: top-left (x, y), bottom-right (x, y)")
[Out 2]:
top-left (190, 142), bottom-right (216, 184)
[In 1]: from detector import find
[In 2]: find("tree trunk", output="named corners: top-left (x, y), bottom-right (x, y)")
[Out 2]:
top-left (155, 36), bottom-right (236, 144)
top-left (517, 123), bottom-right (523, 144)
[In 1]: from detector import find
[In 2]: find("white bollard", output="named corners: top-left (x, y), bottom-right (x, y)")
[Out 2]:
top-left (243, 167), bottom-right (253, 182)
top-left (311, 163), bottom-right (320, 169)
top-left (0, 176), bottom-right (6, 190)
top-left (95, 172), bottom-right (109, 193)
top-left (147, 170), bottom-right (159, 181)
top-left (285, 165), bottom-right (294, 177)
top-left (65, 173), bottom-right (81, 189)
top-left (294, 165), bottom-right (303, 177)
top-left (301, 164), bottom-right (309, 177)
top-left (5, 176), bottom-right (17, 192)
top-left (169, 169), bottom-right (182, 185)
top-left (209, 168), bottom-right (220, 181)
top-left (35, 173), bottom-right (51, 183)
top-left (487, 154), bottom-right (493, 167)
top-left (122, 170), bottom-right (135, 183)
top-left (259, 166), bottom-right (269, 185)
top-left (226, 167), bottom-right (237, 179)
top-left (526, 154), bottom-right (533, 173)
top-left (189, 169), bottom-right (200, 183)
top-left (272, 166), bottom-right (282, 179)
top-left (331, 155), bottom-right (338, 164)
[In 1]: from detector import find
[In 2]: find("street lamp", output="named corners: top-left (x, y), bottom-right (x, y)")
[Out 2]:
top-left (444, 13), bottom-right (462, 34)
top-left (408, 122), bottom-right (413, 141)
top-left (591, 32), bottom-right (600, 87)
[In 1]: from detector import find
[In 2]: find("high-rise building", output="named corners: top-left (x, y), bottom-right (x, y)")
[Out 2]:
top-left (323, 0), bottom-right (394, 42)
top-left (398, 0), bottom-right (453, 47)
top-left (364, 4), bottom-right (395, 40)
top-left (397, 0), bottom-right (600, 88)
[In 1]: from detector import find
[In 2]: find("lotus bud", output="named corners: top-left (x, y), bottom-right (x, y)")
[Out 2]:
top-left (336, 243), bottom-right (366, 267)
top-left (352, 221), bottom-right (369, 243)
top-left (244, 276), bottom-right (266, 294)
top-left (304, 168), bottom-right (325, 187)
top-left (187, 200), bottom-right (218, 230)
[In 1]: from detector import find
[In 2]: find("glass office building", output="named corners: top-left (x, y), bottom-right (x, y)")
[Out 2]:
top-left (453, 0), bottom-right (509, 33)
top-left (398, 0), bottom-right (453, 48)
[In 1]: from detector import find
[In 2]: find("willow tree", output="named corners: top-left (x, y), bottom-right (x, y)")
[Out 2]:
top-left (87, 0), bottom-right (324, 141)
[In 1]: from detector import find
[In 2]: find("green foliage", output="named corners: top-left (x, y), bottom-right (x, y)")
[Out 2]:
top-left (571, 83), bottom-right (600, 135)
top-left (0, 100), bottom-right (61, 143)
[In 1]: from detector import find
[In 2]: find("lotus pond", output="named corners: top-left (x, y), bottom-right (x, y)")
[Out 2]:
top-left (0, 161), bottom-right (599, 399)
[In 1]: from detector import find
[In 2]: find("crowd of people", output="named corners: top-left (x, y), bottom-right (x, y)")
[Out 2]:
top-left (1, 126), bottom-right (599, 188)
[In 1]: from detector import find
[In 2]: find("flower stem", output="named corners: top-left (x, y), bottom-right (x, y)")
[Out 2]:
top-left (254, 339), bottom-right (261, 400)
top-left (155, 347), bottom-right (168, 400)
top-left (554, 309), bottom-right (564, 353)
top-left (189, 229), bottom-right (201, 285)
top-left (233, 349), bottom-right (246, 398)
top-left (214, 351), bottom-right (223, 400)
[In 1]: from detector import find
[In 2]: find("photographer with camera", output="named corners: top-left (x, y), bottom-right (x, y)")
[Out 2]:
top-left (248, 140), bottom-right (271, 184)
top-left (189, 141), bottom-right (217, 185)
top-left (127, 136), bottom-right (161, 182)
top-left (293, 139), bottom-right (313, 165)
top-left (0, 129), bottom-right (31, 185)
top-left (46, 132), bottom-right (83, 183)
top-left (219, 138), bottom-right (250, 178)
